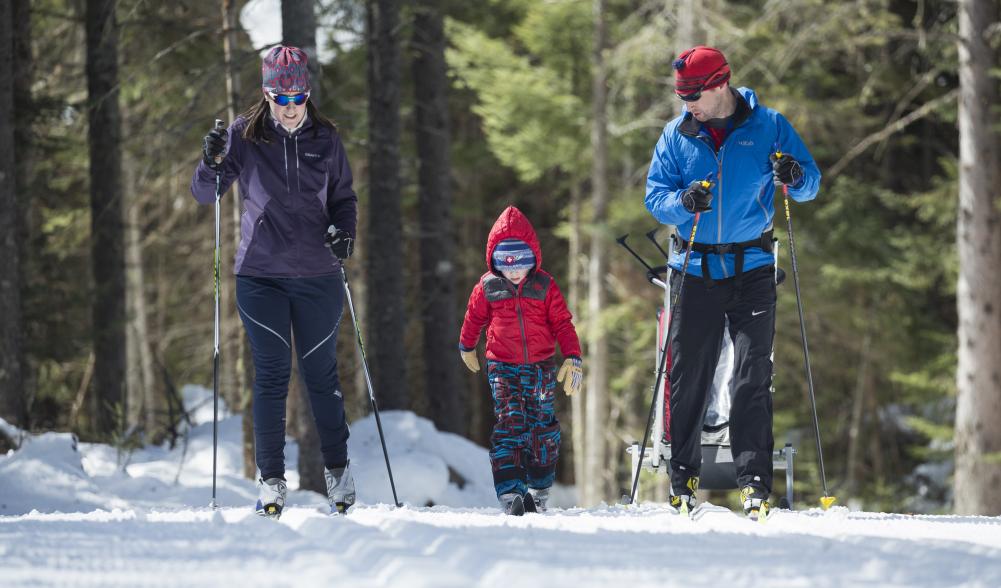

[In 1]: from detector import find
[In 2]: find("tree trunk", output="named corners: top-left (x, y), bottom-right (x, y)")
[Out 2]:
top-left (289, 346), bottom-right (325, 493)
top-left (221, 0), bottom-right (255, 480)
top-left (281, 0), bottom-right (321, 105)
top-left (366, 0), bottom-right (407, 410)
top-left (124, 152), bottom-right (157, 438)
top-left (845, 303), bottom-right (872, 495)
top-left (85, 0), bottom-right (126, 439)
top-left (412, 0), bottom-right (463, 435)
top-left (282, 0), bottom-right (326, 493)
top-left (673, 0), bottom-right (703, 118)
top-left (241, 341), bottom-right (256, 479)
top-left (0, 0), bottom-right (26, 429)
top-left (954, 0), bottom-right (1001, 516)
top-left (210, 0), bottom-right (241, 456)
top-left (583, 0), bottom-right (610, 506)
top-left (569, 181), bottom-right (585, 489)
top-left (11, 0), bottom-right (31, 427)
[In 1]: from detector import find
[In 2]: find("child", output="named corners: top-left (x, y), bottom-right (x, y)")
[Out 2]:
top-left (459, 206), bottom-right (583, 515)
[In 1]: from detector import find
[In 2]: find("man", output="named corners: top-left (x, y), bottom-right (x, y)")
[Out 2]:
top-left (644, 45), bottom-right (821, 518)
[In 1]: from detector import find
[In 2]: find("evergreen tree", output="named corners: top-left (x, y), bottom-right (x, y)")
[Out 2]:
top-left (366, 0), bottom-right (408, 410)
top-left (85, 0), bottom-right (126, 439)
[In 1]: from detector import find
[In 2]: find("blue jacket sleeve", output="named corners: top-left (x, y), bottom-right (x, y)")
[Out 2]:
top-left (775, 113), bottom-right (821, 202)
top-left (190, 125), bottom-right (243, 204)
top-left (645, 127), bottom-right (695, 226)
top-left (327, 133), bottom-right (358, 238)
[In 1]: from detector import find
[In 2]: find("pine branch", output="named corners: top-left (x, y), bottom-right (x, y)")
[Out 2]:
top-left (827, 89), bottom-right (958, 180)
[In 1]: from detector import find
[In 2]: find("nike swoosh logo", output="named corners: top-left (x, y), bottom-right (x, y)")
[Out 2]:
top-left (752, 309), bottom-right (767, 316)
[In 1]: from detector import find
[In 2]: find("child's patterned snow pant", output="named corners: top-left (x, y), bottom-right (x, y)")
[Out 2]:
top-left (486, 358), bottom-right (560, 498)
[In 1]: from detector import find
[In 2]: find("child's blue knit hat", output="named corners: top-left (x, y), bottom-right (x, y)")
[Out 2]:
top-left (492, 239), bottom-right (536, 271)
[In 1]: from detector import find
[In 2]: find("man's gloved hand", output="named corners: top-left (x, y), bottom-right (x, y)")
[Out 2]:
top-left (203, 125), bottom-right (228, 170)
top-left (770, 152), bottom-right (804, 187)
top-left (556, 356), bottom-right (583, 396)
top-left (460, 348), bottom-right (480, 373)
top-left (325, 226), bottom-right (354, 260)
top-left (680, 179), bottom-right (713, 213)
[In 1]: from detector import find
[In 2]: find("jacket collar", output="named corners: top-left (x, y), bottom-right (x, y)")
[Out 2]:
top-left (678, 87), bottom-right (752, 137)
top-left (268, 111), bottom-right (312, 138)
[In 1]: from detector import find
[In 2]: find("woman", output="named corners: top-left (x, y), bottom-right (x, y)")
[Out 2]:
top-left (190, 45), bottom-right (357, 518)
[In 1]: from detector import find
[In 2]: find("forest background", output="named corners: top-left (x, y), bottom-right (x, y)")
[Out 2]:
top-left (1, 0), bottom-right (999, 515)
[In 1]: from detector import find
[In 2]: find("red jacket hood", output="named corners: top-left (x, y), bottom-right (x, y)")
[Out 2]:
top-left (485, 206), bottom-right (543, 271)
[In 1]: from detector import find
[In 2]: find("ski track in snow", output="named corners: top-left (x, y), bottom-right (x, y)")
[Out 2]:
top-left (2, 389), bottom-right (1000, 587)
top-left (2, 503), bottom-right (1000, 587)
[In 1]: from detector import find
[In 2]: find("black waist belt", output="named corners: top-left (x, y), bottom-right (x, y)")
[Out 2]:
top-left (678, 229), bottom-right (773, 289)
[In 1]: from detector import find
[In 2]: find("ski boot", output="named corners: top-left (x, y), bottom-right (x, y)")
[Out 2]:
top-left (740, 484), bottom-right (770, 522)
top-left (256, 477), bottom-right (287, 519)
top-left (669, 475), bottom-right (699, 516)
top-left (499, 493), bottom-right (526, 516)
top-left (324, 461), bottom-right (356, 515)
top-left (527, 487), bottom-right (549, 513)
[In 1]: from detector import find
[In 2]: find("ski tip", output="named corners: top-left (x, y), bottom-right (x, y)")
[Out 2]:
top-left (820, 495), bottom-right (837, 510)
top-left (255, 503), bottom-right (283, 520)
top-left (332, 502), bottom-right (351, 515)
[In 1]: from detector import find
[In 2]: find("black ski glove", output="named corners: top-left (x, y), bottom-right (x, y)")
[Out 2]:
top-left (680, 179), bottom-right (713, 213)
top-left (770, 152), bottom-right (804, 187)
top-left (326, 226), bottom-right (354, 260)
top-left (203, 126), bottom-right (228, 170)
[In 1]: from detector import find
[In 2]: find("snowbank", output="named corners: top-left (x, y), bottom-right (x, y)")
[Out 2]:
top-left (0, 386), bottom-right (499, 515)
top-left (348, 410), bottom-right (496, 508)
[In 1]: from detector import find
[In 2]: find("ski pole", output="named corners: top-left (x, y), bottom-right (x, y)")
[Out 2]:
top-left (336, 252), bottom-right (402, 507)
top-left (210, 118), bottom-right (225, 510)
top-left (774, 149), bottom-right (834, 510)
top-left (627, 204), bottom-right (704, 505)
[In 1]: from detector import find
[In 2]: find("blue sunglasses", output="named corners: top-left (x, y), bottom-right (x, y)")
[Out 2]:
top-left (268, 91), bottom-right (309, 106)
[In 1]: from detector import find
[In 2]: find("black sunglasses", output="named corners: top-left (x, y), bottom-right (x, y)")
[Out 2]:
top-left (675, 64), bottom-right (730, 102)
top-left (677, 89), bottom-right (704, 102)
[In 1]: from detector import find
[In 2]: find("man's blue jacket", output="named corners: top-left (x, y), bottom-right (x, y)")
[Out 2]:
top-left (645, 86), bottom-right (821, 279)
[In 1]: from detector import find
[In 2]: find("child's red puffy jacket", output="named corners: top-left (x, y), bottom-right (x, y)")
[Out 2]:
top-left (460, 206), bottom-right (581, 364)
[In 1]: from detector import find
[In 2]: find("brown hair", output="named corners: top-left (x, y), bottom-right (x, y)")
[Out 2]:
top-left (239, 97), bottom-right (337, 143)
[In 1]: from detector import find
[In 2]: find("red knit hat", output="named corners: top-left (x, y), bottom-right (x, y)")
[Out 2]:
top-left (262, 45), bottom-right (311, 94)
top-left (673, 46), bottom-right (730, 97)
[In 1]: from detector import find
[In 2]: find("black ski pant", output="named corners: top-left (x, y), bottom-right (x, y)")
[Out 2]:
top-left (668, 264), bottom-right (776, 493)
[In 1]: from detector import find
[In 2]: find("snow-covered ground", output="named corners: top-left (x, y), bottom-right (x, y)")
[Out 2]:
top-left (1, 386), bottom-right (999, 587)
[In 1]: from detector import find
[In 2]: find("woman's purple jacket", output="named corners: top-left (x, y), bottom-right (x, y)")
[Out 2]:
top-left (190, 114), bottom-right (357, 277)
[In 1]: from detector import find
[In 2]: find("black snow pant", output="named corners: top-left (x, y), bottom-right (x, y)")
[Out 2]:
top-left (668, 264), bottom-right (776, 493)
